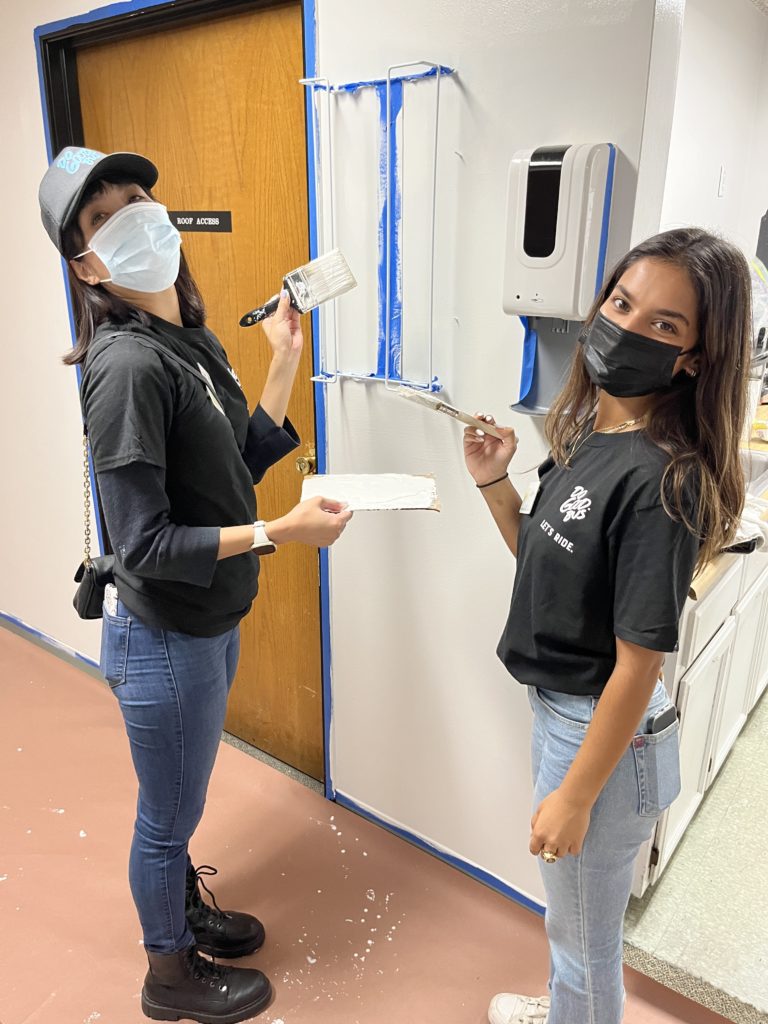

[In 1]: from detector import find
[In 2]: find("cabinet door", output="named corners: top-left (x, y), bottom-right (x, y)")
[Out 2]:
top-left (741, 547), bottom-right (768, 595)
top-left (709, 569), bottom-right (768, 782)
top-left (747, 588), bottom-right (768, 712)
top-left (678, 560), bottom-right (741, 671)
top-left (650, 617), bottom-right (735, 882)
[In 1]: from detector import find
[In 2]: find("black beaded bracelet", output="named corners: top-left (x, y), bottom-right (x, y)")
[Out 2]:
top-left (477, 474), bottom-right (509, 490)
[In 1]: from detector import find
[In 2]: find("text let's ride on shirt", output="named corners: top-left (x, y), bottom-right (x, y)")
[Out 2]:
top-left (497, 430), bottom-right (700, 697)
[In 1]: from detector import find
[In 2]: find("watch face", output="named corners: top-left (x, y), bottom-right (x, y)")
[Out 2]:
top-left (252, 523), bottom-right (276, 555)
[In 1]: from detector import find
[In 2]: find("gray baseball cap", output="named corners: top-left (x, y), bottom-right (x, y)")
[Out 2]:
top-left (39, 146), bottom-right (158, 254)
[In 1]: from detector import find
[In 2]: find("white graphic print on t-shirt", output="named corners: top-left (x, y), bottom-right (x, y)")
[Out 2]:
top-left (560, 485), bottom-right (592, 523)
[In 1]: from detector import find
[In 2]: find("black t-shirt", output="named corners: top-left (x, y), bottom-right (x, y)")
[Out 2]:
top-left (497, 429), bottom-right (700, 695)
top-left (80, 315), bottom-right (299, 637)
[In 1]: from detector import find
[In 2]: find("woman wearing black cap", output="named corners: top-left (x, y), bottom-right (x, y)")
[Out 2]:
top-left (39, 146), bottom-right (351, 1023)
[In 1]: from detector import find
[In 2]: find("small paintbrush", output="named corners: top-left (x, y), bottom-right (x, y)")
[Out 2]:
top-left (239, 248), bottom-right (357, 327)
top-left (396, 386), bottom-right (505, 439)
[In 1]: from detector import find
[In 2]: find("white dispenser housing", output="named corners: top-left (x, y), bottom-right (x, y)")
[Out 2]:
top-left (502, 143), bottom-right (615, 320)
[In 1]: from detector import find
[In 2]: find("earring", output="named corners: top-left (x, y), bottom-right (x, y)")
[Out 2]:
top-left (687, 369), bottom-right (697, 378)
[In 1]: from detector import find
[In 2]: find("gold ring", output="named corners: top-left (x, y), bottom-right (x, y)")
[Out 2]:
top-left (540, 850), bottom-right (558, 864)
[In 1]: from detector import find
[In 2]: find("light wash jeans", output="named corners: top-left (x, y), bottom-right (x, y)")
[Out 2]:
top-left (100, 597), bottom-right (240, 953)
top-left (529, 680), bottom-right (681, 1024)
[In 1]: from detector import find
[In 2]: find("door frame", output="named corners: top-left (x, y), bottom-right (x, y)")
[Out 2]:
top-left (34, 0), bottom-right (334, 796)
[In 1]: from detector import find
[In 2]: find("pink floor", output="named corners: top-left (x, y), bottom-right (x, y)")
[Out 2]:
top-left (0, 627), bottom-right (725, 1024)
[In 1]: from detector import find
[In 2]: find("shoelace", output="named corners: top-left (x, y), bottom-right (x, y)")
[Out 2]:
top-left (184, 945), bottom-right (230, 992)
top-left (187, 864), bottom-right (231, 920)
top-left (513, 996), bottom-right (550, 1021)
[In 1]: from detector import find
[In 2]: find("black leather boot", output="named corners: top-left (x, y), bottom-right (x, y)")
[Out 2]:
top-left (141, 944), bottom-right (272, 1023)
top-left (186, 864), bottom-right (266, 959)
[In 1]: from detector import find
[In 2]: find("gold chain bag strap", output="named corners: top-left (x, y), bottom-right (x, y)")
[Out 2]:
top-left (72, 432), bottom-right (115, 620)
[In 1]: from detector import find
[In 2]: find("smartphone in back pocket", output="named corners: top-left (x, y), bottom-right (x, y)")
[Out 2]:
top-left (646, 704), bottom-right (677, 734)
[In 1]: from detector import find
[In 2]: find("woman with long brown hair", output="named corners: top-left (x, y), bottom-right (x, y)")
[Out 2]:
top-left (39, 147), bottom-right (352, 1023)
top-left (464, 228), bottom-right (751, 1024)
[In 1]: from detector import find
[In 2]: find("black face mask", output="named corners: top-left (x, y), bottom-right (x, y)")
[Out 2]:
top-left (580, 312), bottom-right (686, 398)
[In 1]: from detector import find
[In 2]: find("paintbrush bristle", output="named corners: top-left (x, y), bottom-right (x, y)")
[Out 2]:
top-left (284, 249), bottom-right (357, 313)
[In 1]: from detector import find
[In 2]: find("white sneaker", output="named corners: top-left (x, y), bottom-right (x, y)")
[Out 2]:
top-left (488, 992), bottom-right (550, 1024)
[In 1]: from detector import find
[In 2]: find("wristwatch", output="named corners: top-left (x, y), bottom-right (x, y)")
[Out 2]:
top-left (251, 520), bottom-right (276, 555)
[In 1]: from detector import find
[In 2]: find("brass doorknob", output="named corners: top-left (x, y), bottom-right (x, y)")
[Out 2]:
top-left (296, 445), bottom-right (317, 476)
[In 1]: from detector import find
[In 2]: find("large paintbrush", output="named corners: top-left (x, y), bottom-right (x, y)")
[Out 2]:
top-left (239, 249), bottom-right (356, 327)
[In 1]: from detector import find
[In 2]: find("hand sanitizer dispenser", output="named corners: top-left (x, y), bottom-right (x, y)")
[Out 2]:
top-left (502, 143), bottom-right (615, 320)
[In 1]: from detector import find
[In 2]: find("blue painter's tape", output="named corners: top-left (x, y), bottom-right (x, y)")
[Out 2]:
top-left (315, 65), bottom-right (455, 93)
top-left (387, 79), bottom-right (403, 380)
top-left (594, 143), bottom-right (616, 295)
top-left (376, 80), bottom-right (404, 379)
top-left (306, 65), bottom-right (453, 390)
top-left (300, 0), bottom-right (335, 799)
top-left (334, 791), bottom-right (546, 917)
top-left (0, 609), bottom-right (99, 669)
top-left (376, 86), bottom-right (388, 377)
top-left (518, 316), bottom-right (538, 402)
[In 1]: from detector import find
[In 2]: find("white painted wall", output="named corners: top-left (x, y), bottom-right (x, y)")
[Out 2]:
top-left (0, 0), bottom-right (686, 909)
top-left (1, 0), bottom-right (104, 661)
top-left (316, 0), bottom-right (673, 904)
top-left (660, 0), bottom-right (768, 254)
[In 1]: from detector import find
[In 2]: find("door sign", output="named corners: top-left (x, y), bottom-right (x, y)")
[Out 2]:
top-left (168, 211), bottom-right (232, 232)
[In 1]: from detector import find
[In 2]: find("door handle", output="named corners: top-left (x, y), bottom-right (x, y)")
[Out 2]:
top-left (296, 445), bottom-right (317, 476)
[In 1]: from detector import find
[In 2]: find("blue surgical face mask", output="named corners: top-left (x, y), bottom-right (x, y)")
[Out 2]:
top-left (76, 201), bottom-right (181, 293)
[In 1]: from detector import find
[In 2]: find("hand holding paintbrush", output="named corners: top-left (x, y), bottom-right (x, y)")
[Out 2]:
top-left (260, 289), bottom-right (304, 362)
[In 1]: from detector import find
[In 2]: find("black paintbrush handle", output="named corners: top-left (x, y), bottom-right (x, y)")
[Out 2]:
top-left (239, 294), bottom-right (281, 327)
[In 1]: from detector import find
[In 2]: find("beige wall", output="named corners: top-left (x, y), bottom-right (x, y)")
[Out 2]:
top-left (660, 0), bottom-right (768, 251)
top-left (1, 1), bottom-right (103, 660)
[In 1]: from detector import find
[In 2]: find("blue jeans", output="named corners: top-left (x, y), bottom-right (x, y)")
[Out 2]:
top-left (530, 680), bottom-right (681, 1024)
top-left (100, 597), bottom-right (240, 954)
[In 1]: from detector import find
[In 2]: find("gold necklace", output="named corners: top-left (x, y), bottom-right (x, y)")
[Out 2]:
top-left (564, 415), bottom-right (646, 467)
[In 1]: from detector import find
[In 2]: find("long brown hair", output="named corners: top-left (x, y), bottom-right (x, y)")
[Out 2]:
top-left (60, 173), bottom-right (205, 366)
top-left (546, 228), bottom-right (752, 568)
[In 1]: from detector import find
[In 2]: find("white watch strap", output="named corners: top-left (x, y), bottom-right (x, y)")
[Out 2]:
top-left (251, 521), bottom-right (276, 552)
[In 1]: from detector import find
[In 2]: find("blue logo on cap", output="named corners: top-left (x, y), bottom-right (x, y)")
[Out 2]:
top-left (56, 147), bottom-right (103, 175)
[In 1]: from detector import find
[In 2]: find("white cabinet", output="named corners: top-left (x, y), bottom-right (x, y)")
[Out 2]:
top-left (741, 546), bottom-right (768, 594)
top-left (677, 559), bottom-right (742, 672)
top-left (631, 547), bottom-right (768, 898)
top-left (647, 617), bottom-right (736, 883)
top-left (747, 585), bottom-right (768, 712)
top-left (709, 568), bottom-right (768, 783)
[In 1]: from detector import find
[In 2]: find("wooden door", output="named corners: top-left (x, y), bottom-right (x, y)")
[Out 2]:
top-left (76, 3), bottom-right (325, 780)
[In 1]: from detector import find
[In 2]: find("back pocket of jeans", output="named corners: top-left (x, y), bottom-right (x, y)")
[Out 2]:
top-left (100, 609), bottom-right (131, 688)
top-left (632, 720), bottom-right (681, 818)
